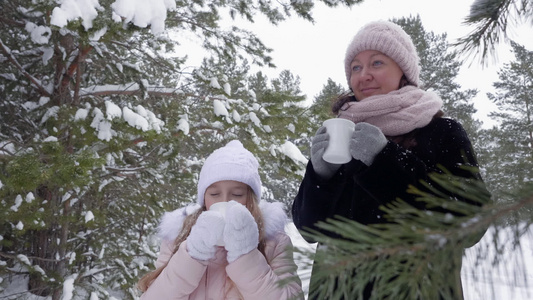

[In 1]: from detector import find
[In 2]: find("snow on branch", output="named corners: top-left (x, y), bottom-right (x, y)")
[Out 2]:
top-left (79, 83), bottom-right (183, 97)
top-left (0, 38), bottom-right (52, 97)
top-left (49, 0), bottom-right (177, 35)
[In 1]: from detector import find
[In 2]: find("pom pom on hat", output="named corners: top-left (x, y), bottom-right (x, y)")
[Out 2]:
top-left (344, 20), bottom-right (420, 87)
top-left (197, 140), bottom-right (262, 206)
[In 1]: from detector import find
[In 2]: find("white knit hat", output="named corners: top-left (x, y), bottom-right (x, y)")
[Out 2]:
top-left (344, 20), bottom-right (420, 87)
top-left (196, 140), bottom-right (262, 206)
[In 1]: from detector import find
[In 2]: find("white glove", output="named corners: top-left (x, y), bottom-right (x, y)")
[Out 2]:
top-left (223, 201), bottom-right (259, 263)
top-left (186, 210), bottom-right (225, 261)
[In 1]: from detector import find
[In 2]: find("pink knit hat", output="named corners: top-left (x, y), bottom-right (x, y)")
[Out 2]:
top-left (196, 140), bottom-right (262, 206)
top-left (344, 20), bottom-right (420, 87)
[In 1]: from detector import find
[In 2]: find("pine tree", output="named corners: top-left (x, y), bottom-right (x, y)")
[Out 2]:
top-left (172, 56), bottom-right (311, 208)
top-left (255, 70), bottom-right (312, 208)
top-left (395, 15), bottom-right (483, 144)
top-left (0, 1), bottom-right (361, 299)
top-left (478, 41), bottom-right (533, 219)
top-left (309, 78), bottom-right (344, 124)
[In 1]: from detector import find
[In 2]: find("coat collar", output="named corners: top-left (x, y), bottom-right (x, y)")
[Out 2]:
top-left (157, 201), bottom-right (287, 242)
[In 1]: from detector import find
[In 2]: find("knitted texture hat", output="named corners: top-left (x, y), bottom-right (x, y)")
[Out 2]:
top-left (197, 140), bottom-right (262, 206)
top-left (344, 20), bottom-right (420, 87)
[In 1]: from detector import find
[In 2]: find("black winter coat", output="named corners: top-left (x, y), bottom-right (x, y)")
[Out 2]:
top-left (292, 117), bottom-right (489, 300)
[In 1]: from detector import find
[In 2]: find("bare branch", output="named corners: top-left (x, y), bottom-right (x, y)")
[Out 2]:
top-left (0, 251), bottom-right (64, 263)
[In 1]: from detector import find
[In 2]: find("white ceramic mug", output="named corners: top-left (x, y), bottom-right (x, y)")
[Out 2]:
top-left (209, 202), bottom-right (228, 246)
top-left (322, 118), bottom-right (355, 164)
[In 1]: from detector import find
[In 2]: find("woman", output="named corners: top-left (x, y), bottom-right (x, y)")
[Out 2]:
top-left (292, 20), bottom-right (488, 299)
top-left (139, 140), bottom-right (303, 299)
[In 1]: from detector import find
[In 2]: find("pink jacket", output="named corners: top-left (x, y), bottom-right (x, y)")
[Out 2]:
top-left (140, 202), bottom-right (304, 300)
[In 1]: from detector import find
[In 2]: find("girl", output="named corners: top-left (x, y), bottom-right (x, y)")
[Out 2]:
top-left (138, 140), bottom-right (303, 299)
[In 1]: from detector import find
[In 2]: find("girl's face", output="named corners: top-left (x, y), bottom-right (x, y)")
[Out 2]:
top-left (204, 180), bottom-right (249, 210)
top-left (349, 50), bottom-right (404, 101)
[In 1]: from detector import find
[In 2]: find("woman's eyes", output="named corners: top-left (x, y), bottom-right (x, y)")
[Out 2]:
top-left (352, 60), bottom-right (383, 72)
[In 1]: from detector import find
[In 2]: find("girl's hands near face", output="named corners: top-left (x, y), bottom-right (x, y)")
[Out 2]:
top-left (223, 201), bottom-right (259, 263)
top-left (186, 210), bottom-right (225, 261)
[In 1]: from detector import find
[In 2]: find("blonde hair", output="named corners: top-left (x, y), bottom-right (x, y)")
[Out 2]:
top-left (137, 186), bottom-right (265, 293)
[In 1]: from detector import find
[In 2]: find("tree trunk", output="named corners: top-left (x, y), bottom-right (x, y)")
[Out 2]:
top-left (28, 187), bottom-right (69, 300)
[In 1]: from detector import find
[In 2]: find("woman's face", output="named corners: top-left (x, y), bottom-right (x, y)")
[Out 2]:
top-left (204, 180), bottom-right (248, 209)
top-left (349, 50), bottom-right (404, 101)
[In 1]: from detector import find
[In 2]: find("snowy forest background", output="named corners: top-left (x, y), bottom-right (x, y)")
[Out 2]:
top-left (0, 0), bottom-right (532, 299)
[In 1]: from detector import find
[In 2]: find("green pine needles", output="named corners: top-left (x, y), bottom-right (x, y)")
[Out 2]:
top-left (297, 170), bottom-right (531, 300)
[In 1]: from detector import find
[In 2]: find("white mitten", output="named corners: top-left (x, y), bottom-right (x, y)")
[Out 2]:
top-left (186, 210), bottom-right (225, 261)
top-left (223, 201), bottom-right (259, 263)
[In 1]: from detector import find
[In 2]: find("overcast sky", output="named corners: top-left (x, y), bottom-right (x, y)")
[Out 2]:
top-left (244, 0), bottom-right (532, 127)
top-left (180, 0), bottom-right (533, 128)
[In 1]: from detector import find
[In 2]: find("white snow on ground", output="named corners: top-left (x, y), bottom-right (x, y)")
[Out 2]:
top-left (286, 222), bottom-right (316, 299)
top-left (462, 224), bottom-right (533, 300)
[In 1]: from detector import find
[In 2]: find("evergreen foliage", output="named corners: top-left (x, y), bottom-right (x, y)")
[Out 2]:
top-left (456, 0), bottom-right (533, 64)
top-left (477, 41), bottom-right (533, 220)
top-left (298, 171), bottom-right (532, 300)
top-left (0, 1), bottom-right (532, 299)
top-left (309, 78), bottom-right (344, 123)
top-left (394, 15), bottom-right (483, 144)
top-left (0, 1), bottom-right (356, 299)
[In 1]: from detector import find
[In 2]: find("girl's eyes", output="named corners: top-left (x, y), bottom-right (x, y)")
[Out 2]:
top-left (208, 193), bottom-right (244, 197)
top-left (372, 60), bottom-right (383, 66)
top-left (352, 65), bottom-right (362, 72)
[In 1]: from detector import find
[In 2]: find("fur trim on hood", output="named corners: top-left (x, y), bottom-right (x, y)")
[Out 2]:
top-left (157, 201), bottom-right (288, 242)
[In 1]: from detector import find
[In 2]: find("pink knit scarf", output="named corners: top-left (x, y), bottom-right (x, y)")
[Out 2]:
top-left (337, 86), bottom-right (443, 136)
